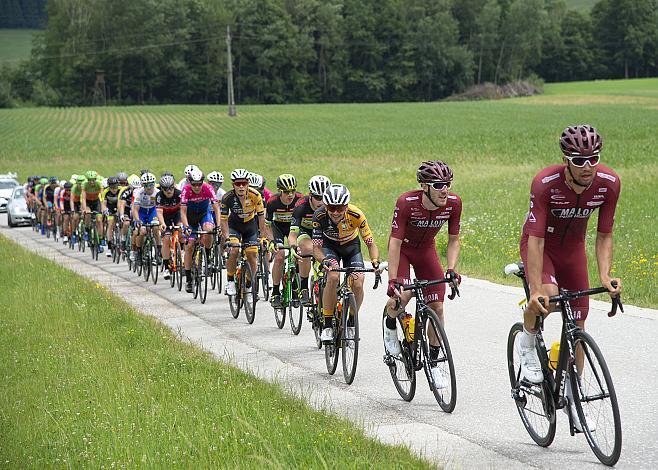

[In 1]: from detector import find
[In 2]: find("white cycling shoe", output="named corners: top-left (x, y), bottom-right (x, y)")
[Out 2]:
top-left (516, 340), bottom-right (544, 384)
top-left (431, 366), bottom-right (449, 390)
top-left (383, 326), bottom-right (402, 356)
top-left (320, 327), bottom-right (333, 343)
top-left (225, 281), bottom-right (237, 296)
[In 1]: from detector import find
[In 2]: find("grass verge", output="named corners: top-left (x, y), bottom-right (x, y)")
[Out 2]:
top-left (0, 235), bottom-right (431, 468)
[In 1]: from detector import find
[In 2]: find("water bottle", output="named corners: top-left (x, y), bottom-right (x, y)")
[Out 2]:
top-left (548, 341), bottom-right (560, 371)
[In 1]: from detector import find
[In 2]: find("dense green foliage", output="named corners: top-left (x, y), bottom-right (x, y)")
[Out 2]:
top-left (0, 236), bottom-right (432, 467)
top-left (0, 0), bottom-right (46, 28)
top-left (0, 0), bottom-right (656, 106)
top-left (1, 78), bottom-right (656, 306)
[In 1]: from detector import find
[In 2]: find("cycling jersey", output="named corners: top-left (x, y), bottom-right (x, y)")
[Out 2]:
top-left (59, 188), bottom-right (71, 211)
top-left (101, 187), bottom-right (120, 212)
top-left (220, 188), bottom-right (264, 225)
top-left (266, 192), bottom-right (304, 241)
top-left (181, 183), bottom-right (217, 214)
top-left (82, 181), bottom-right (102, 201)
top-left (118, 187), bottom-right (134, 212)
top-left (311, 204), bottom-right (373, 246)
top-left (290, 196), bottom-right (318, 236)
top-left (71, 184), bottom-right (83, 203)
top-left (156, 188), bottom-right (181, 225)
top-left (390, 190), bottom-right (462, 248)
top-left (132, 187), bottom-right (159, 209)
top-left (44, 185), bottom-right (57, 204)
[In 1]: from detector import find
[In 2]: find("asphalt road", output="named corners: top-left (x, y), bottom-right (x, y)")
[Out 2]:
top-left (2, 215), bottom-right (657, 469)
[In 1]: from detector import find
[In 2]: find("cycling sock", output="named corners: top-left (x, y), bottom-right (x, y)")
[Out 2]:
top-left (227, 275), bottom-right (234, 281)
top-left (185, 269), bottom-right (192, 283)
top-left (272, 285), bottom-right (280, 295)
top-left (322, 307), bottom-right (333, 319)
top-left (521, 327), bottom-right (536, 348)
top-left (163, 258), bottom-right (170, 269)
top-left (300, 277), bottom-right (308, 290)
top-left (385, 316), bottom-right (397, 330)
top-left (323, 317), bottom-right (332, 329)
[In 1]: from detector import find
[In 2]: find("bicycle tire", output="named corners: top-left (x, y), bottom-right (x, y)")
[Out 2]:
top-left (421, 307), bottom-right (457, 412)
top-left (507, 322), bottom-right (556, 447)
top-left (341, 293), bottom-right (359, 385)
top-left (199, 247), bottom-right (208, 304)
top-left (384, 314), bottom-right (416, 402)
top-left (210, 244), bottom-right (218, 291)
top-left (243, 261), bottom-right (257, 324)
top-left (259, 250), bottom-right (270, 302)
top-left (192, 248), bottom-right (200, 299)
top-left (274, 305), bottom-right (286, 329)
top-left (324, 326), bottom-right (340, 375)
top-left (229, 264), bottom-right (242, 319)
top-left (143, 240), bottom-right (151, 282)
top-left (216, 247), bottom-right (224, 295)
top-left (90, 226), bottom-right (98, 261)
top-left (151, 240), bottom-right (159, 285)
top-left (570, 331), bottom-right (622, 466)
top-left (175, 241), bottom-right (183, 291)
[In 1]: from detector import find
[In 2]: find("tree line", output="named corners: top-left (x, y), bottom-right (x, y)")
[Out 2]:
top-left (0, 0), bottom-right (47, 28)
top-left (1, 0), bottom-right (656, 107)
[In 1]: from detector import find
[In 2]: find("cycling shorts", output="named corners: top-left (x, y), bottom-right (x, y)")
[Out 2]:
top-left (188, 209), bottom-right (214, 231)
top-left (138, 206), bottom-right (158, 224)
top-left (163, 213), bottom-right (180, 231)
top-left (397, 244), bottom-right (445, 304)
top-left (271, 223), bottom-right (291, 245)
top-left (74, 201), bottom-right (82, 213)
top-left (228, 218), bottom-right (259, 253)
top-left (322, 239), bottom-right (364, 269)
top-left (87, 199), bottom-right (101, 213)
top-left (520, 236), bottom-right (590, 321)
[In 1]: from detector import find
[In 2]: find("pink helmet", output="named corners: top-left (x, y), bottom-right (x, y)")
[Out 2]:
top-left (559, 124), bottom-right (602, 157)
top-left (417, 160), bottom-right (453, 183)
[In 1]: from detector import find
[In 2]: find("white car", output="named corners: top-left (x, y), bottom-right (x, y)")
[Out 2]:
top-left (0, 177), bottom-right (20, 212)
top-left (6, 186), bottom-right (32, 227)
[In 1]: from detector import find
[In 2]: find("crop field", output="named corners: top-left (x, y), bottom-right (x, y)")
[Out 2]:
top-left (0, 78), bottom-right (656, 307)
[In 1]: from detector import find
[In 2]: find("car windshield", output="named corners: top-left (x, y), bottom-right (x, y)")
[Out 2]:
top-left (0, 180), bottom-right (18, 189)
top-left (13, 188), bottom-right (25, 199)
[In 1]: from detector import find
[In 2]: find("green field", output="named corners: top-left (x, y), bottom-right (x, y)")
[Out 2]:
top-left (0, 236), bottom-right (431, 468)
top-left (0, 29), bottom-right (37, 65)
top-left (0, 77), bottom-right (656, 307)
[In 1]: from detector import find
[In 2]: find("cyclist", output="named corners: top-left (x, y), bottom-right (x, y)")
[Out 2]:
top-left (178, 164), bottom-right (199, 191)
top-left (69, 175), bottom-right (86, 244)
top-left (312, 184), bottom-right (380, 342)
top-left (180, 168), bottom-right (221, 293)
top-left (289, 175), bottom-right (331, 305)
top-left (249, 173), bottom-right (273, 204)
top-left (517, 125), bottom-right (621, 429)
top-left (41, 177), bottom-right (58, 235)
top-left (100, 176), bottom-right (121, 257)
top-left (207, 171), bottom-right (226, 200)
top-left (117, 172), bottom-right (129, 188)
top-left (267, 174), bottom-right (304, 308)
top-left (34, 177), bottom-right (47, 229)
top-left (59, 181), bottom-right (73, 243)
top-left (118, 175), bottom-right (140, 256)
top-left (81, 170), bottom-right (104, 252)
top-left (382, 161), bottom-right (462, 388)
top-left (131, 172), bottom-right (161, 266)
top-left (156, 174), bottom-right (182, 280)
top-left (220, 169), bottom-right (269, 297)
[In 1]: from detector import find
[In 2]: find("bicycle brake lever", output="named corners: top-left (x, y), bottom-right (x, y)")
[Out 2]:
top-left (373, 272), bottom-right (381, 289)
top-left (608, 296), bottom-right (623, 317)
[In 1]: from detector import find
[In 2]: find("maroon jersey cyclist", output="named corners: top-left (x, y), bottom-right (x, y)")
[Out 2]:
top-left (383, 160), bottom-right (462, 389)
top-left (517, 124), bottom-right (622, 413)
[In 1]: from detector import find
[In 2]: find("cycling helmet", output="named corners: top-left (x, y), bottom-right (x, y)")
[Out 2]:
top-left (64, 182), bottom-right (73, 189)
top-left (39, 177), bottom-right (48, 185)
top-left (101, 178), bottom-right (108, 188)
top-left (107, 176), bottom-right (119, 186)
top-left (140, 169), bottom-right (149, 176)
top-left (189, 168), bottom-right (204, 183)
top-left (49, 176), bottom-right (57, 183)
top-left (141, 172), bottom-right (156, 185)
top-left (309, 175), bottom-right (331, 196)
top-left (231, 168), bottom-right (250, 181)
top-left (248, 173), bottom-right (263, 188)
top-left (276, 174), bottom-right (297, 191)
top-left (59, 180), bottom-right (66, 187)
top-left (416, 160), bottom-right (453, 183)
top-left (76, 175), bottom-right (86, 183)
top-left (116, 171), bottom-right (128, 181)
top-left (70, 174), bottom-right (78, 182)
top-left (560, 124), bottom-right (602, 157)
top-left (161, 171), bottom-right (174, 178)
top-left (85, 170), bottom-right (97, 180)
top-left (128, 175), bottom-right (141, 188)
top-left (323, 184), bottom-right (350, 205)
top-left (160, 175), bottom-right (175, 189)
top-left (207, 171), bottom-right (223, 184)
top-left (184, 164), bottom-right (198, 177)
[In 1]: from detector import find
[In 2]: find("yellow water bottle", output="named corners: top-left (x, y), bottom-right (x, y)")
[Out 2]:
top-left (548, 341), bottom-right (560, 370)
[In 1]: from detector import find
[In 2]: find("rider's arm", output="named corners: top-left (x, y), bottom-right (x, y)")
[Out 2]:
top-left (180, 205), bottom-right (189, 228)
top-left (81, 189), bottom-right (87, 212)
top-left (131, 201), bottom-right (139, 222)
top-left (446, 234), bottom-right (460, 271)
top-left (526, 235), bottom-right (548, 315)
top-left (212, 201), bottom-right (221, 225)
top-left (118, 198), bottom-right (125, 218)
top-left (595, 231), bottom-right (621, 295)
top-left (156, 207), bottom-right (166, 227)
top-left (313, 241), bottom-right (324, 264)
top-left (387, 237), bottom-right (402, 280)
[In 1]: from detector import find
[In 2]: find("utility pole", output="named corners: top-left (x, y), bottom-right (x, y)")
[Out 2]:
top-left (226, 25), bottom-right (237, 117)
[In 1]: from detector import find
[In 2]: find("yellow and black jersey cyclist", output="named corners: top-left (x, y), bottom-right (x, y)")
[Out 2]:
top-left (220, 169), bottom-right (270, 297)
top-left (100, 176), bottom-right (121, 256)
top-left (312, 184), bottom-right (380, 342)
top-left (81, 170), bottom-right (105, 253)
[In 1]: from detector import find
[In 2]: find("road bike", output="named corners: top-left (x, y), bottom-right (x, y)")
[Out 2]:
top-left (167, 225), bottom-right (184, 291)
top-left (226, 241), bottom-right (259, 323)
top-left (141, 221), bottom-right (161, 284)
top-left (254, 238), bottom-right (271, 302)
top-left (307, 259), bottom-right (326, 349)
top-left (504, 261), bottom-right (622, 466)
top-left (272, 245), bottom-right (311, 334)
top-left (87, 211), bottom-right (102, 261)
top-left (383, 275), bottom-right (459, 413)
top-left (209, 229), bottom-right (224, 295)
top-left (187, 230), bottom-right (211, 303)
top-left (323, 266), bottom-right (382, 385)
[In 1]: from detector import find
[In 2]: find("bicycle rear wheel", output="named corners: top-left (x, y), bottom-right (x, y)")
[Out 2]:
top-left (210, 244), bottom-right (218, 291)
top-left (571, 331), bottom-right (622, 466)
top-left (259, 250), bottom-right (270, 302)
top-left (507, 322), bottom-right (556, 447)
top-left (274, 305), bottom-right (286, 329)
top-left (192, 248), bottom-right (200, 299)
top-left (341, 294), bottom-right (359, 384)
top-left (243, 261), bottom-right (257, 324)
top-left (216, 246), bottom-right (224, 294)
top-left (143, 242), bottom-right (151, 282)
top-left (198, 248), bottom-right (208, 303)
top-left (175, 242), bottom-right (183, 291)
top-left (384, 314), bottom-right (416, 402)
top-left (289, 272), bottom-right (303, 335)
top-left (324, 324), bottom-right (339, 375)
top-left (421, 307), bottom-right (457, 412)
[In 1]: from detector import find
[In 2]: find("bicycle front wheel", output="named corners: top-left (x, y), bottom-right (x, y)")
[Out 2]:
top-left (421, 307), bottom-right (457, 412)
top-left (143, 242), bottom-right (151, 282)
top-left (571, 331), bottom-right (622, 466)
top-left (384, 314), bottom-right (416, 402)
top-left (324, 332), bottom-right (339, 375)
top-left (507, 322), bottom-right (556, 447)
top-left (259, 251), bottom-right (270, 302)
top-left (289, 272), bottom-right (303, 335)
top-left (243, 261), bottom-right (257, 324)
top-left (198, 248), bottom-right (208, 304)
top-left (175, 241), bottom-right (183, 291)
top-left (151, 240), bottom-right (159, 285)
top-left (341, 294), bottom-right (359, 385)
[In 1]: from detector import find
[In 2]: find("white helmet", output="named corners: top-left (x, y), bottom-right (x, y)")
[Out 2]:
top-left (189, 168), bottom-right (204, 183)
top-left (184, 164), bottom-right (199, 177)
top-left (207, 171), bottom-right (224, 184)
top-left (59, 180), bottom-right (67, 187)
top-left (309, 175), bottom-right (331, 196)
top-left (248, 173), bottom-right (263, 188)
top-left (101, 177), bottom-right (109, 189)
top-left (128, 175), bottom-right (141, 188)
top-left (141, 172), bottom-right (156, 185)
top-left (323, 184), bottom-right (350, 205)
top-left (231, 168), bottom-right (250, 181)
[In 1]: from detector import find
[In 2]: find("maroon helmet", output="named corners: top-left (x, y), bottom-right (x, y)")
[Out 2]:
top-left (417, 160), bottom-right (453, 183)
top-left (559, 125), bottom-right (602, 157)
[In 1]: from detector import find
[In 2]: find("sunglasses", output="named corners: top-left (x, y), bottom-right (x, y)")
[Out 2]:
top-left (144, 183), bottom-right (155, 188)
top-left (190, 182), bottom-right (203, 187)
top-left (233, 181), bottom-right (248, 187)
top-left (162, 186), bottom-right (175, 191)
top-left (281, 190), bottom-right (296, 195)
top-left (311, 194), bottom-right (323, 201)
top-left (326, 204), bottom-right (347, 213)
top-left (428, 181), bottom-right (451, 190)
top-left (566, 155), bottom-right (600, 168)
top-left (109, 185), bottom-right (119, 189)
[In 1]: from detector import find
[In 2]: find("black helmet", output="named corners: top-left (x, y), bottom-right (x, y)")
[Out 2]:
top-left (49, 176), bottom-right (58, 183)
top-left (64, 181), bottom-right (73, 189)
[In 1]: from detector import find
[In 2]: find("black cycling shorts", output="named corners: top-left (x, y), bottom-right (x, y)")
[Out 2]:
top-left (322, 238), bottom-right (364, 269)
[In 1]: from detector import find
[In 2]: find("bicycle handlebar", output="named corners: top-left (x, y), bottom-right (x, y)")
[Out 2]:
top-left (401, 276), bottom-right (460, 300)
top-left (539, 281), bottom-right (623, 317)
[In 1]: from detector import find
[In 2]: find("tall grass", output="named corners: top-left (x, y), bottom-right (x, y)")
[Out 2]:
top-left (0, 235), bottom-right (432, 468)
